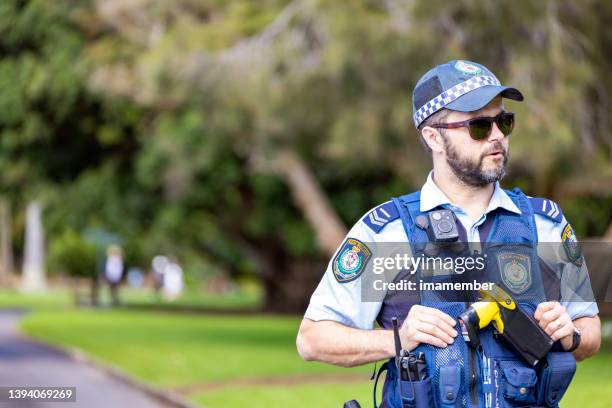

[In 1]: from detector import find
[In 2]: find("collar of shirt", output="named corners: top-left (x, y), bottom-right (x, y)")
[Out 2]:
top-left (420, 171), bottom-right (521, 245)
top-left (419, 171), bottom-right (521, 217)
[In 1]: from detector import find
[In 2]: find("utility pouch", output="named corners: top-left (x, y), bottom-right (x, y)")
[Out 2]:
top-left (399, 377), bottom-right (434, 408)
top-left (536, 352), bottom-right (576, 407)
top-left (384, 358), bottom-right (435, 408)
top-left (494, 359), bottom-right (538, 407)
top-left (438, 365), bottom-right (462, 408)
top-left (501, 364), bottom-right (537, 404)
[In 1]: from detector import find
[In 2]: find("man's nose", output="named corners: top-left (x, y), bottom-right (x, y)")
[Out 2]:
top-left (487, 122), bottom-right (505, 142)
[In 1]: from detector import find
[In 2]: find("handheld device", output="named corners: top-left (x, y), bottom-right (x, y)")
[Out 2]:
top-left (457, 284), bottom-right (554, 366)
top-left (393, 317), bottom-right (428, 381)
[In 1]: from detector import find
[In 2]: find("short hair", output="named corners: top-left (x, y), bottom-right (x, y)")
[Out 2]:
top-left (417, 109), bottom-right (449, 153)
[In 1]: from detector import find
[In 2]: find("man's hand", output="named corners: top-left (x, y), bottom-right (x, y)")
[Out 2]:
top-left (399, 305), bottom-right (458, 350)
top-left (534, 301), bottom-right (574, 350)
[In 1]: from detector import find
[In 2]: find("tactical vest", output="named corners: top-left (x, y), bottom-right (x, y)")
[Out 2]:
top-left (373, 188), bottom-right (576, 408)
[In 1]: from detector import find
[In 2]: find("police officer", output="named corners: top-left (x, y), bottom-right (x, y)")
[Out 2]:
top-left (296, 60), bottom-right (601, 407)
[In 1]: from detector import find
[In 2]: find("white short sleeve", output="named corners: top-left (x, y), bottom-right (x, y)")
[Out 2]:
top-left (535, 214), bottom-right (599, 319)
top-left (304, 204), bottom-right (408, 329)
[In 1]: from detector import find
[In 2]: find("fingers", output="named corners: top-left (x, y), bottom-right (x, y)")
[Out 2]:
top-left (416, 321), bottom-right (455, 345)
top-left (414, 330), bottom-right (448, 348)
top-left (543, 313), bottom-right (565, 336)
top-left (412, 305), bottom-right (455, 325)
top-left (548, 315), bottom-right (573, 341)
top-left (410, 305), bottom-right (457, 335)
top-left (425, 308), bottom-right (457, 327)
top-left (534, 301), bottom-right (557, 321)
top-left (534, 302), bottom-right (574, 341)
top-left (540, 307), bottom-right (564, 331)
top-left (402, 305), bottom-right (458, 349)
top-left (535, 302), bottom-right (566, 334)
top-left (418, 313), bottom-right (458, 339)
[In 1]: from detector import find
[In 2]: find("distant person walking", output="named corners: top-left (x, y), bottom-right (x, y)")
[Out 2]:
top-left (162, 260), bottom-right (184, 301)
top-left (151, 255), bottom-right (168, 298)
top-left (150, 255), bottom-right (184, 301)
top-left (104, 245), bottom-right (124, 306)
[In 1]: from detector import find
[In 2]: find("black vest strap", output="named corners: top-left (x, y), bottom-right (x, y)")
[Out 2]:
top-left (373, 360), bottom-right (390, 408)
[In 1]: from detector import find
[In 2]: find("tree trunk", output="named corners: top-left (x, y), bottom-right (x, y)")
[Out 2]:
top-left (90, 276), bottom-right (100, 307)
top-left (21, 201), bottom-right (46, 292)
top-left (212, 149), bottom-right (348, 312)
top-left (604, 222), bottom-right (612, 241)
top-left (0, 198), bottom-right (14, 284)
top-left (273, 149), bottom-right (347, 256)
top-left (243, 149), bottom-right (348, 312)
top-left (261, 256), bottom-right (327, 314)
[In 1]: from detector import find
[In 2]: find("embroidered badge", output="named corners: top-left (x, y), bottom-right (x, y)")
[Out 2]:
top-left (497, 253), bottom-right (532, 294)
top-left (561, 223), bottom-right (583, 267)
top-left (333, 238), bottom-right (371, 283)
top-left (454, 60), bottom-right (482, 75)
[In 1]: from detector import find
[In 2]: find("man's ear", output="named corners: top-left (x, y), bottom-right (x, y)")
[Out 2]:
top-left (421, 126), bottom-right (445, 154)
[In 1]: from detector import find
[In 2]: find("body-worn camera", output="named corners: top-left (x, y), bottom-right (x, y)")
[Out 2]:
top-left (426, 209), bottom-right (459, 242)
top-left (415, 209), bottom-right (463, 258)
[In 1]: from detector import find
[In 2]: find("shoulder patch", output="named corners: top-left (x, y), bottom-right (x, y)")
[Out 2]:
top-left (561, 223), bottom-right (583, 266)
top-left (363, 201), bottom-right (400, 233)
top-left (529, 197), bottom-right (564, 223)
top-left (333, 238), bottom-right (371, 283)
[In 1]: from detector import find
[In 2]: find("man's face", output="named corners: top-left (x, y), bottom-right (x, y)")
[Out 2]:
top-left (439, 97), bottom-right (509, 187)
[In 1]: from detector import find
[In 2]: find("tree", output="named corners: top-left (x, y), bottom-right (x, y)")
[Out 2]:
top-left (0, 0), bottom-right (145, 290)
top-left (2, 0), bottom-right (610, 311)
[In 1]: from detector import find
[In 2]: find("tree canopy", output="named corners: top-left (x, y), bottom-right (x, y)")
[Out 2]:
top-left (1, 0), bottom-right (611, 310)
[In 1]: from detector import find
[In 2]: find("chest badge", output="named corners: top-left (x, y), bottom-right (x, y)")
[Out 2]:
top-left (333, 238), bottom-right (371, 283)
top-left (497, 252), bottom-right (532, 294)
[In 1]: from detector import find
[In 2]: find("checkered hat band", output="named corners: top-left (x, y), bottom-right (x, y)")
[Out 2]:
top-left (413, 75), bottom-right (501, 127)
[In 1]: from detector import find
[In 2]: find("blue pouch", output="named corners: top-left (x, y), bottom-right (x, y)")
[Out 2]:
top-left (399, 377), bottom-right (435, 408)
top-left (438, 365), bottom-right (462, 408)
top-left (384, 359), bottom-right (435, 408)
top-left (493, 359), bottom-right (538, 407)
top-left (501, 364), bottom-right (537, 404)
top-left (537, 352), bottom-right (576, 407)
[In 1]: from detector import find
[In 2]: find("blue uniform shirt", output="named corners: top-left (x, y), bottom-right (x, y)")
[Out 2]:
top-left (304, 172), bottom-right (599, 329)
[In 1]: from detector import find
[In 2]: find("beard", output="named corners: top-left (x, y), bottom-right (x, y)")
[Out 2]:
top-left (443, 136), bottom-right (508, 187)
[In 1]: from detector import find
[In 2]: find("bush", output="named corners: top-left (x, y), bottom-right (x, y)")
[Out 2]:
top-left (48, 229), bottom-right (97, 278)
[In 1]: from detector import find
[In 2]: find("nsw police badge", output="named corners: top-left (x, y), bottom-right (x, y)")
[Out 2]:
top-left (497, 253), bottom-right (532, 294)
top-left (333, 238), bottom-right (371, 283)
top-left (561, 223), bottom-right (583, 267)
top-left (454, 60), bottom-right (482, 75)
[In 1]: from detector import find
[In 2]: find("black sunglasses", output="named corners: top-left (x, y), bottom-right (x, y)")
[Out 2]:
top-left (430, 111), bottom-right (515, 141)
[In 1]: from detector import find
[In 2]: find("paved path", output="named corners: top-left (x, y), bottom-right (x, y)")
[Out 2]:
top-left (0, 309), bottom-right (173, 408)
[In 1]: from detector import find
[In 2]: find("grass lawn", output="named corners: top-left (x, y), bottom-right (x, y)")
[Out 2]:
top-left (193, 381), bottom-right (372, 408)
top-left (22, 309), bottom-right (373, 407)
top-left (119, 287), bottom-right (262, 310)
top-left (0, 288), bottom-right (72, 309)
top-left (561, 351), bottom-right (612, 408)
top-left (0, 287), bottom-right (261, 311)
top-left (21, 309), bottom-right (612, 408)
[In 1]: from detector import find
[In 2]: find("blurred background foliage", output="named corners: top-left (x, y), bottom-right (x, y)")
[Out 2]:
top-left (0, 0), bottom-right (610, 311)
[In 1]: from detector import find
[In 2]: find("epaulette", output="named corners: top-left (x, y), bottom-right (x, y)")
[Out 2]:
top-left (529, 197), bottom-right (564, 223)
top-left (363, 201), bottom-right (400, 233)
